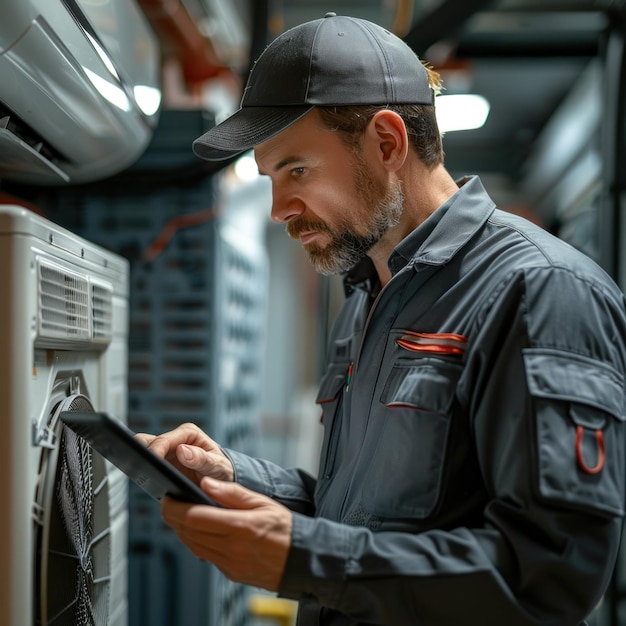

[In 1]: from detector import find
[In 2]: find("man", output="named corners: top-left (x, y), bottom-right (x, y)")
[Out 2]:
top-left (138, 13), bottom-right (626, 625)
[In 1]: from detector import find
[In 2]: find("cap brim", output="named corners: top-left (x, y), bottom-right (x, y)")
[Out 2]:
top-left (192, 105), bottom-right (314, 162)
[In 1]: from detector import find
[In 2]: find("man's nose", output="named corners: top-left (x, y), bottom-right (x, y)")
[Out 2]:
top-left (270, 188), bottom-right (305, 223)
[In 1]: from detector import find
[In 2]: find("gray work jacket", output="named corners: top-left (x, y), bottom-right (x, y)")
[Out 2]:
top-left (226, 176), bottom-right (626, 625)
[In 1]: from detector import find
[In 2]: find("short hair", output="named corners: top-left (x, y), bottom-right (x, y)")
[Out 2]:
top-left (317, 104), bottom-right (444, 167)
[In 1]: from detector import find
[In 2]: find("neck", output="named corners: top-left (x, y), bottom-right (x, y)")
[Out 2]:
top-left (368, 163), bottom-right (459, 287)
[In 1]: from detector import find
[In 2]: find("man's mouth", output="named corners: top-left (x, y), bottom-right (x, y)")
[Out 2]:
top-left (298, 231), bottom-right (320, 245)
top-left (287, 219), bottom-right (328, 242)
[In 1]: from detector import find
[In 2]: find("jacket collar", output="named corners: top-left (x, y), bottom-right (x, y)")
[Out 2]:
top-left (344, 176), bottom-right (496, 295)
top-left (395, 175), bottom-right (496, 268)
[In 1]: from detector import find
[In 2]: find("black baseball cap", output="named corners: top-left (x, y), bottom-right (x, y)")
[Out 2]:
top-left (192, 13), bottom-right (435, 162)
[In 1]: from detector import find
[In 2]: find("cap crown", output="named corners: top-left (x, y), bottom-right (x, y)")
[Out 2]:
top-left (191, 14), bottom-right (435, 161)
top-left (242, 14), bottom-right (433, 108)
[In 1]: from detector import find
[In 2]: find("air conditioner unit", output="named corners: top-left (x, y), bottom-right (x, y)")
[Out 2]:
top-left (0, 205), bottom-right (130, 625)
top-left (0, 0), bottom-right (161, 185)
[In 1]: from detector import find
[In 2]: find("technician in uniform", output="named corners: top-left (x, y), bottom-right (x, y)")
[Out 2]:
top-left (139, 14), bottom-right (626, 626)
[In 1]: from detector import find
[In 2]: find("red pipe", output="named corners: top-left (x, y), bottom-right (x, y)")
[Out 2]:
top-left (137, 0), bottom-right (235, 85)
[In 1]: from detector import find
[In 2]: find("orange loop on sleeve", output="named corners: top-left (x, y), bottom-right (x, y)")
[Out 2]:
top-left (575, 425), bottom-right (605, 474)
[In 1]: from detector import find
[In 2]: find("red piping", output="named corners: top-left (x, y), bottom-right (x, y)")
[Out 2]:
top-left (137, 0), bottom-right (236, 85)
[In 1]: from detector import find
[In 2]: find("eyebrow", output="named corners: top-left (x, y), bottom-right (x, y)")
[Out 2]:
top-left (258, 155), bottom-right (307, 176)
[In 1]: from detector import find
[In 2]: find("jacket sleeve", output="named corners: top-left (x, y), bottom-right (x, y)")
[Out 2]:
top-left (223, 448), bottom-right (317, 516)
top-left (277, 267), bottom-right (626, 626)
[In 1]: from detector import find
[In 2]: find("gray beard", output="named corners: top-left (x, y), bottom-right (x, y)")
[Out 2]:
top-left (306, 181), bottom-right (405, 275)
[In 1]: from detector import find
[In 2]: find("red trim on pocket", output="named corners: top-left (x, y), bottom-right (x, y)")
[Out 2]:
top-left (396, 331), bottom-right (468, 356)
top-left (396, 339), bottom-right (465, 355)
top-left (317, 397), bottom-right (336, 404)
top-left (575, 425), bottom-right (605, 474)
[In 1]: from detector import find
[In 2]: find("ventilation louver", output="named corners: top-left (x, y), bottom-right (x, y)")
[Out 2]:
top-left (37, 259), bottom-right (113, 346)
top-left (92, 282), bottom-right (113, 342)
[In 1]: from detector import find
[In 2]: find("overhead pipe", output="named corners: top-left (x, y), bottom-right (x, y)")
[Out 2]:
top-left (391, 0), bottom-right (415, 37)
top-left (137, 0), bottom-right (235, 86)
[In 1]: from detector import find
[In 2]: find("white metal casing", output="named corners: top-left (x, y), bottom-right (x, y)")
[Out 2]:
top-left (0, 205), bottom-right (130, 625)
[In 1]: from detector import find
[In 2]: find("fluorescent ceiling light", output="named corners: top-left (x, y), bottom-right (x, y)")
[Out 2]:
top-left (436, 94), bottom-right (490, 132)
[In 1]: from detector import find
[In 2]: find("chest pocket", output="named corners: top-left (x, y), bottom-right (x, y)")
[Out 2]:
top-left (524, 348), bottom-right (626, 517)
top-left (362, 358), bottom-right (463, 519)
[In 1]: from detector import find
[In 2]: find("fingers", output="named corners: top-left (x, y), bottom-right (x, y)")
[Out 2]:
top-left (135, 423), bottom-right (235, 483)
top-left (134, 433), bottom-right (155, 447)
top-left (160, 484), bottom-right (256, 542)
top-left (199, 476), bottom-right (266, 510)
top-left (175, 444), bottom-right (216, 472)
top-left (144, 422), bottom-right (209, 459)
top-left (160, 482), bottom-right (292, 591)
top-left (161, 479), bottom-right (280, 531)
top-left (175, 445), bottom-right (233, 481)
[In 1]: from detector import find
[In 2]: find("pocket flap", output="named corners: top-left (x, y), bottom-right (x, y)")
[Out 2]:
top-left (316, 363), bottom-right (348, 404)
top-left (381, 359), bottom-right (462, 414)
top-left (524, 348), bottom-right (625, 420)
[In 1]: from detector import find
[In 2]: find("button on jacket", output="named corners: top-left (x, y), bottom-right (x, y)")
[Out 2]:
top-left (225, 176), bottom-right (626, 625)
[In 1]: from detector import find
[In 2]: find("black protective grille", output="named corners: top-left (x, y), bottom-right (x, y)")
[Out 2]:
top-left (36, 395), bottom-right (110, 625)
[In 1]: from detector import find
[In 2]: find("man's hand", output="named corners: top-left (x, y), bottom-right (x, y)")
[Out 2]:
top-left (162, 477), bottom-right (292, 591)
top-left (135, 423), bottom-right (234, 484)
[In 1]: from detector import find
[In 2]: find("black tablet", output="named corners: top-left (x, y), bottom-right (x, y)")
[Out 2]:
top-left (60, 411), bottom-right (218, 506)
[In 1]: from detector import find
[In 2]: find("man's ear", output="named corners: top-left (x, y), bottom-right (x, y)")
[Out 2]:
top-left (365, 110), bottom-right (409, 172)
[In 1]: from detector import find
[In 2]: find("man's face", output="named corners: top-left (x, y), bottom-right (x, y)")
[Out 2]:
top-left (254, 110), bottom-right (404, 275)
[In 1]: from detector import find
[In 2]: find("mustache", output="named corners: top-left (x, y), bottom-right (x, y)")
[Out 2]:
top-left (286, 217), bottom-right (331, 240)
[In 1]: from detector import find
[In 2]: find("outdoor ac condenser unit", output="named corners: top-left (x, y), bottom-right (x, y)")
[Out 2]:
top-left (0, 205), bottom-right (130, 625)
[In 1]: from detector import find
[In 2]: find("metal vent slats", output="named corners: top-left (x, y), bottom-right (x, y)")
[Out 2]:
top-left (37, 259), bottom-right (113, 346)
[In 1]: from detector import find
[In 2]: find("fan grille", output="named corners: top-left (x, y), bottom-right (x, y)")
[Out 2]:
top-left (36, 395), bottom-right (111, 625)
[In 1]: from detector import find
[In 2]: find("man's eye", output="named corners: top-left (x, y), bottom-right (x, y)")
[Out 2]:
top-left (291, 167), bottom-right (306, 176)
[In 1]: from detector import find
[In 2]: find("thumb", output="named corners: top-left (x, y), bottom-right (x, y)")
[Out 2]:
top-left (176, 444), bottom-right (218, 474)
top-left (199, 476), bottom-right (266, 510)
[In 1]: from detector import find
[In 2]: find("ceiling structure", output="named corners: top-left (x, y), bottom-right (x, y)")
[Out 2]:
top-left (9, 0), bottom-right (611, 207)
top-left (273, 0), bottom-right (616, 202)
top-left (74, 0), bottom-right (618, 206)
